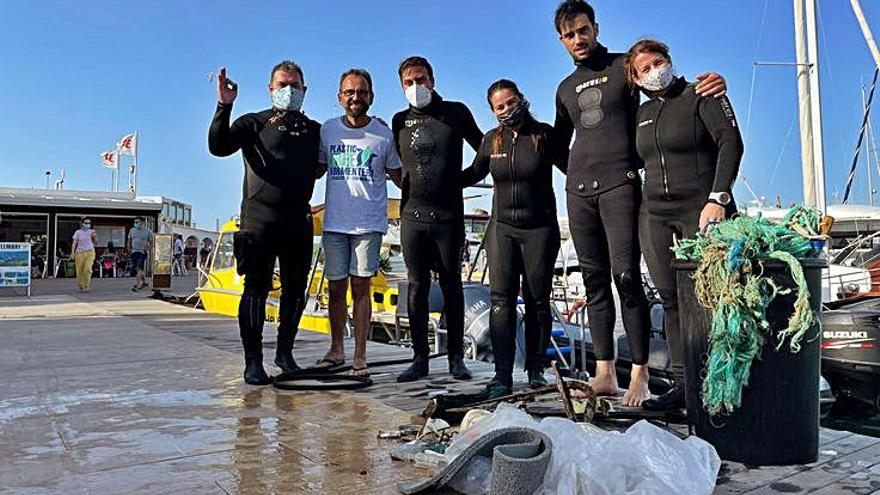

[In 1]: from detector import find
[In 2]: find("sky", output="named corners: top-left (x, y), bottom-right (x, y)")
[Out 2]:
top-left (1, 0), bottom-right (879, 229)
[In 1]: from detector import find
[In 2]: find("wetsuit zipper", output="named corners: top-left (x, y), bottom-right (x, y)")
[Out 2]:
top-left (510, 131), bottom-right (518, 225)
top-left (655, 100), bottom-right (670, 200)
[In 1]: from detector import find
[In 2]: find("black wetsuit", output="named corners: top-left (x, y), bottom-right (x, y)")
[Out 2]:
top-left (636, 78), bottom-right (743, 384)
top-left (462, 118), bottom-right (566, 386)
top-left (554, 44), bottom-right (651, 365)
top-left (209, 102), bottom-right (321, 363)
top-left (392, 93), bottom-right (483, 361)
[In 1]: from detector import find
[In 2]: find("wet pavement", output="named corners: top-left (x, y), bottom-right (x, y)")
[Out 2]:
top-left (6, 278), bottom-right (880, 494)
top-left (0, 283), bottom-right (436, 494)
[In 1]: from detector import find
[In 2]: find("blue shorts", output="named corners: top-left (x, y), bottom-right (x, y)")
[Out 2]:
top-left (322, 231), bottom-right (382, 281)
top-left (130, 252), bottom-right (147, 272)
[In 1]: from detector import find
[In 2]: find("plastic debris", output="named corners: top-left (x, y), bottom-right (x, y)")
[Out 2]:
top-left (413, 450), bottom-right (448, 469)
top-left (447, 456), bottom-right (492, 495)
top-left (391, 442), bottom-right (432, 463)
top-left (445, 403), bottom-right (720, 495)
top-left (460, 409), bottom-right (491, 432)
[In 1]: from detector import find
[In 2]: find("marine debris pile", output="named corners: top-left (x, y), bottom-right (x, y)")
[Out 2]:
top-left (387, 404), bottom-right (719, 495)
top-left (672, 206), bottom-right (827, 415)
top-left (381, 363), bottom-right (718, 495)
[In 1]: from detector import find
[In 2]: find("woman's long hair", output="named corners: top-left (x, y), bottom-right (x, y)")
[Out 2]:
top-left (486, 79), bottom-right (543, 155)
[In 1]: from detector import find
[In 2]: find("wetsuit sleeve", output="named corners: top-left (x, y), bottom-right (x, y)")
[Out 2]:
top-left (208, 102), bottom-right (249, 157)
top-left (699, 95), bottom-right (744, 193)
top-left (391, 113), bottom-right (404, 158)
top-left (553, 90), bottom-right (573, 171)
top-left (547, 126), bottom-right (568, 174)
top-left (461, 135), bottom-right (491, 187)
top-left (459, 104), bottom-right (484, 152)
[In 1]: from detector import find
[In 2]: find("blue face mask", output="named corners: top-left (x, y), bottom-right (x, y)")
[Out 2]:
top-left (271, 85), bottom-right (305, 111)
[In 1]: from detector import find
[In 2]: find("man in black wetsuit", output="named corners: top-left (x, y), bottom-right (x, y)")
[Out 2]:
top-left (208, 62), bottom-right (321, 385)
top-left (552, 0), bottom-right (726, 407)
top-left (391, 56), bottom-right (484, 382)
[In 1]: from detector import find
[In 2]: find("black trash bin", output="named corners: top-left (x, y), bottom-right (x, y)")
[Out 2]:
top-left (674, 258), bottom-right (824, 465)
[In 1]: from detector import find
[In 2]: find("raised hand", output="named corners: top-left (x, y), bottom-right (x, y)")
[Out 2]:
top-left (217, 67), bottom-right (238, 104)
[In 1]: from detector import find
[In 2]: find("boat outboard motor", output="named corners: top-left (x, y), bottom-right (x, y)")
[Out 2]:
top-left (461, 282), bottom-right (529, 367)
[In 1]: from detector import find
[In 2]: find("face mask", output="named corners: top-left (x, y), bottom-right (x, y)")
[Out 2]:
top-left (134, 222), bottom-right (141, 228)
top-left (497, 100), bottom-right (530, 127)
top-left (639, 63), bottom-right (676, 92)
top-left (83, 223), bottom-right (91, 229)
top-left (405, 84), bottom-right (432, 109)
top-left (271, 85), bottom-right (305, 111)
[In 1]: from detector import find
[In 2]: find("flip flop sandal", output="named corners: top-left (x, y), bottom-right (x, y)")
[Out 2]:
top-left (309, 358), bottom-right (350, 373)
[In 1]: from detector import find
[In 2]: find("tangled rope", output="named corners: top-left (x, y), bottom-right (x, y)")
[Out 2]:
top-left (672, 207), bottom-right (820, 415)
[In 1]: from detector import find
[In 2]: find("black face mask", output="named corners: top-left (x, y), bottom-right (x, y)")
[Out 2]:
top-left (497, 100), bottom-right (530, 127)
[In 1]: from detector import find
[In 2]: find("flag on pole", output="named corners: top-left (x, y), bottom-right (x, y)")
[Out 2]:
top-left (117, 132), bottom-right (137, 156)
top-left (101, 150), bottom-right (119, 169)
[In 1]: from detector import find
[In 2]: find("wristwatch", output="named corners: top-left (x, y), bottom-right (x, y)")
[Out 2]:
top-left (708, 191), bottom-right (731, 206)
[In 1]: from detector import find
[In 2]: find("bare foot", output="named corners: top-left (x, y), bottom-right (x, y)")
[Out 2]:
top-left (352, 353), bottom-right (367, 369)
top-left (622, 364), bottom-right (651, 407)
top-left (349, 365), bottom-right (370, 377)
top-left (591, 360), bottom-right (619, 396)
top-left (591, 373), bottom-right (619, 395)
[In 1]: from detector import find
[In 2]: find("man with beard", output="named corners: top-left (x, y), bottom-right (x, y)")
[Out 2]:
top-left (392, 56), bottom-right (483, 382)
top-left (316, 69), bottom-right (402, 377)
top-left (553, 0), bottom-right (726, 408)
top-left (209, 61), bottom-right (321, 385)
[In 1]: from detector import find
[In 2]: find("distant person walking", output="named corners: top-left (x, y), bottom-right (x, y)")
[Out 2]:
top-left (128, 217), bottom-right (153, 291)
top-left (71, 217), bottom-right (97, 292)
top-left (173, 235), bottom-right (187, 275)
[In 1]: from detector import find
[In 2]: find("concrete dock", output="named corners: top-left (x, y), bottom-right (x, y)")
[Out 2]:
top-left (2, 276), bottom-right (880, 494)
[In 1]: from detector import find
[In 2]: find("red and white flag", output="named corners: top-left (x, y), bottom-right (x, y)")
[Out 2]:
top-left (117, 132), bottom-right (137, 156)
top-left (101, 150), bottom-right (119, 169)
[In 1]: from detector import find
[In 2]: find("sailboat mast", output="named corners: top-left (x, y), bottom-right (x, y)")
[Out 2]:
top-left (793, 0), bottom-right (826, 212)
top-left (865, 86), bottom-right (875, 205)
top-left (806, 0), bottom-right (827, 212)
top-left (852, 0), bottom-right (880, 70)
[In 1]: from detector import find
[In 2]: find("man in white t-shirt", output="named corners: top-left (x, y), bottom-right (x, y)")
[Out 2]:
top-left (316, 68), bottom-right (402, 377)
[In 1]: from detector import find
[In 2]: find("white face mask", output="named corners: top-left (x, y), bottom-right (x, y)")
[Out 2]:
top-left (405, 84), bottom-right (432, 109)
top-left (639, 63), bottom-right (676, 92)
top-left (271, 85), bottom-right (305, 111)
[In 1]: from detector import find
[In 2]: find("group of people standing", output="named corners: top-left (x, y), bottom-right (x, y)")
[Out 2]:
top-left (208, 0), bottom-right (743, 412)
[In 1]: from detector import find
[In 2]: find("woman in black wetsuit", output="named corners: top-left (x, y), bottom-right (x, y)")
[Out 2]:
top-left (625, 40), bottom-right (743, 411)
top-left (462, 80), bottom-right (567, 397)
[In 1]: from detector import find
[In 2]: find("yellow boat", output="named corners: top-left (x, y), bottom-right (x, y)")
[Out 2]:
top-left (198, 202), bottom-right (403, 334)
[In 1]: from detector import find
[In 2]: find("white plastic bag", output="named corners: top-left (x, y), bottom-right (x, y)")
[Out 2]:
top-left (535, 418), bottom-right (719, 495)
top-left (445, 404), bottom-right (720, 495)
top-left (445, 403), bottom-right (535, 460)
top-left (448, 455), bottom-right (492, 495)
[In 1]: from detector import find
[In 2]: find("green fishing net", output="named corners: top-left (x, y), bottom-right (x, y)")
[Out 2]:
top-left (672, 206), bottom-right (821, 415)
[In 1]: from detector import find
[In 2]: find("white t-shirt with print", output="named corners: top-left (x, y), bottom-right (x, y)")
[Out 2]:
top-left (319, 116), bottom-right (401, 234)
